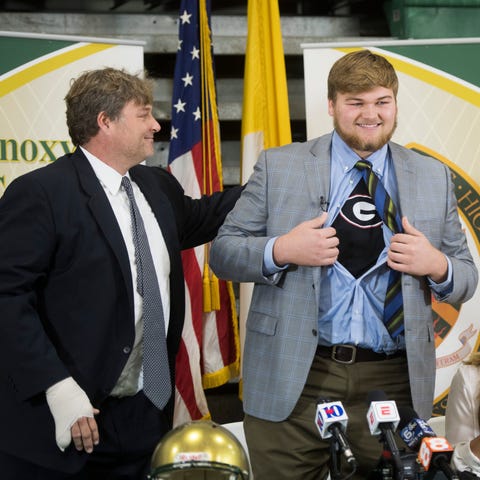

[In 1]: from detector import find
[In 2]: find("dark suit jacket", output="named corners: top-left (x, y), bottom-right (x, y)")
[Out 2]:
top-left (0, 148), bottom-right (241, 472)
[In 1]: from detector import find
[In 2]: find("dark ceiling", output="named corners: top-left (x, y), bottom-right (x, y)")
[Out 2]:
top-left (0, 0), bottom-right (387, 17)
top-left (0, 0), bottom-right (391, 43)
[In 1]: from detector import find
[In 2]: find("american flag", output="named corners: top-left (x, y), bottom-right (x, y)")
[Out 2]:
top-left (168, 0), bottom-right (240, 425)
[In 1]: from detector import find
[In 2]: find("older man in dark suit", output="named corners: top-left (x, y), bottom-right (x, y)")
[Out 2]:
top-left (0, 67), bottom-right (242, 480)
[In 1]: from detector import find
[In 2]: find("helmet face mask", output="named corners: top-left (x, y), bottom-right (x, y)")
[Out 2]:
top-left (149, 421), bottom-right (250, 480)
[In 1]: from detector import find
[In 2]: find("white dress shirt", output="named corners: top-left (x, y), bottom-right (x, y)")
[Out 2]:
top-left (81, 147), bottom-right (171, 396)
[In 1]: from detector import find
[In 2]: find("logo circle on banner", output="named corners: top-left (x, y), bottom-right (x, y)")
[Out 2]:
top-left (408, 143), bottom-right (480, 416)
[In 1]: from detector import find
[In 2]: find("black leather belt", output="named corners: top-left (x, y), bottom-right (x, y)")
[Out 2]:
top-left (316, 344), bottom-right (405, 364)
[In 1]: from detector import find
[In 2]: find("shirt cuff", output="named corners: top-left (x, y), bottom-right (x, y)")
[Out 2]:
top-left (263, 236), bottom-right (289, 276)
top-left (428, 255), bottom-right (453, 300)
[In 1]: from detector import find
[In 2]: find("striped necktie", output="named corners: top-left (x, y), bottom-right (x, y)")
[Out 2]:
top-left (355, 160), bottom-right (404, 338)
top-left (121, 176), bottom-right (172, 408)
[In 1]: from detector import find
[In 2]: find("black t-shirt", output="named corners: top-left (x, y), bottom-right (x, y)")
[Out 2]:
top-left (332, 178), bottom-right (385, 278)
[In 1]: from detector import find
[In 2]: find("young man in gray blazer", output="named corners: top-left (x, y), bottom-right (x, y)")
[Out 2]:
top-left (210, 50), bottom-right (478, 480)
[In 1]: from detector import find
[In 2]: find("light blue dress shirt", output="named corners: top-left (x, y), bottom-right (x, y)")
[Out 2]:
top-left (264, 131), bottom-right (452, 354)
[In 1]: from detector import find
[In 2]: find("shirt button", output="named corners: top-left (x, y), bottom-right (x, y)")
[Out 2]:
top-left (123, 346), bottom-right (131, 354)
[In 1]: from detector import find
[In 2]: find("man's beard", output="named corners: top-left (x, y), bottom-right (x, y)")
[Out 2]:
top-left (333, 117), bottom-right (397, 154)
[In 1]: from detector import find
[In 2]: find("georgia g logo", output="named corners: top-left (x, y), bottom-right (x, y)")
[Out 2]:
top-left (339, 194), bottom-right (382, 229)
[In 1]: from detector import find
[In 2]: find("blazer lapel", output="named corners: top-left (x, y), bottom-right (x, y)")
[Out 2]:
top-left (390, 142), bottom-right (417, 221)
top-left (305, 135), bottom-right (332, 301)
top-left (305, 135), bottom-right (331, 208)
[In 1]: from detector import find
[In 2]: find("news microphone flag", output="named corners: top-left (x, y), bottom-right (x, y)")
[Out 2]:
top-left (366, 392), bottom-right (404, 477)
top-left (315, 399), bottom-right (357, 467)
top-left (168, 0), bottom-right (240, 425)
top-left (315, 399), bottom-right (349, 440)
top-left (418, 437), bottom-right (454, 471)
top-left (397, 406), bottom-right (436, 451)
top-left (400, 418), bottom-right (436, 451)
top-left (367, 399), bottom-right (400, 436)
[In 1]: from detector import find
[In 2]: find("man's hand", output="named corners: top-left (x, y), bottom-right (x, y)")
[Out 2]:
top-left (46, 377), bottom-right (100, 453)
top-left (273, 213), bottom-right (339, 267)
top-left (71, 414), bottom-right (100, 453)
top-left (388, 216), bottom-right (448, 282)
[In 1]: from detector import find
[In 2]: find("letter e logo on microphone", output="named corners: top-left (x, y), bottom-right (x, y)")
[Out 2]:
top-left (366, 400), bottom-right (400, 435)
top-left (380, 405), bottom-right (392, 416)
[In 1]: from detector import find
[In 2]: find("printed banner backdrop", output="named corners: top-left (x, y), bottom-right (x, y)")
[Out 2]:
top-left (0, 31), bottom-right (144, 196)
top-left (303, 39), bottom-right (480, 416)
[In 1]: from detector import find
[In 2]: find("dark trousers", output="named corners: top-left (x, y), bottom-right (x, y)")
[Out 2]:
top-left (1, 391), bottom-right (171, 480)
top-left (244, 353), bottom-right (411, 480)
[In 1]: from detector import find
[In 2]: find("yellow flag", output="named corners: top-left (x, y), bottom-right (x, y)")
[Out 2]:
top-left (241, 0), bottom-right (292, 183)
top-left (239, 0), bottom-right (292, 395)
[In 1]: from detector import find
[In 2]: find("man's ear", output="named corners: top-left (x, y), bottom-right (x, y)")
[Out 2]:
top-left (327, 99), bottom-right (335, 117)
top-left (97, 111), bottom-right (111, 132)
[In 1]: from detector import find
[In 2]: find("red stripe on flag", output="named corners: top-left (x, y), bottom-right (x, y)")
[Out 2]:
top-left (191, 121), bottom-right (222, 195)
top-left (175, 338), bottom-right (203, 419)
top-left (181, 248), bottom-right (203, 343)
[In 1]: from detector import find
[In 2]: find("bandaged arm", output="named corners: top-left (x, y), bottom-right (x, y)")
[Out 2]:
top-left (46, 377), bottom-right (96, 451)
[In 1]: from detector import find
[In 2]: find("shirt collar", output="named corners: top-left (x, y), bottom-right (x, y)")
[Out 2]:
top-left (80, 146), bottom-right (127, 195)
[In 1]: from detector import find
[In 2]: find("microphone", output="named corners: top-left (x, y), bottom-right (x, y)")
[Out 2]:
top-left (418, 437), bottom-right (458, 479)
top-left (366, 390), bottom-right (403, 479)
top-left (397, 406), bottom-right (459, 480)
top-left (398, 406), bottom-right (436, 451)
top-left (315, 398), bottom-right (357, 467)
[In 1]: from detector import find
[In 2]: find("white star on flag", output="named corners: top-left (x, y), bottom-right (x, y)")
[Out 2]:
top-left (190, 46), bottom-right (200, 59)
top-left (180, 10), bottom-right (191, 24)
top-left (174, 99), bottom-right (186, 113)
top-left (182, 72), bottom-right (193, 86)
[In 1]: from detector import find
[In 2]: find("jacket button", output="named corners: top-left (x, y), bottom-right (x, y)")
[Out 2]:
top-left (123, 346), bottom-right (131, 354)
top-left (312, 329), bottom-right (317, 337)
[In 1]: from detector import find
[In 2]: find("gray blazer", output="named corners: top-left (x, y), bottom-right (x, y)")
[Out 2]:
top-left (210, 133), bottom-right (478, 421)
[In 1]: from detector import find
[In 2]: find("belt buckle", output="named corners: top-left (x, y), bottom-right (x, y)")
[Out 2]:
top-left (332, 344), bottom-right (356, 364)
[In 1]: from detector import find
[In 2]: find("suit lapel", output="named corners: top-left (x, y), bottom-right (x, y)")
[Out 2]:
top-left (73, 150), bottom-right (134, 308)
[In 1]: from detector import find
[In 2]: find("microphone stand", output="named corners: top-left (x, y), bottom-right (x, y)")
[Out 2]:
top-left (381, 428), bottom-right (404, 480)
top-left (329, 436), bottom-right (343, 480)
top-left (367, 452), bottom-right (395, 480)
top-left (328, 436), bottom-right (358, 480)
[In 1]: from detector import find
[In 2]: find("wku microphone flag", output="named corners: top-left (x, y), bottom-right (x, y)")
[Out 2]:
top-left (168, 0), bottom-right (240, 425)
top-left (239, 0), bottom-right (292, 387)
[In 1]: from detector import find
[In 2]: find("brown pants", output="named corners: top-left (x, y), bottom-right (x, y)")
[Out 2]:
top-left (244, 353), bottom-right (411, 480)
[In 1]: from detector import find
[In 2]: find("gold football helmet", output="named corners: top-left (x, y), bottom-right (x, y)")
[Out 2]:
top-left (149, 420), bottom-right (250, 479)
